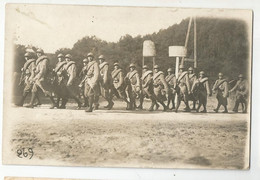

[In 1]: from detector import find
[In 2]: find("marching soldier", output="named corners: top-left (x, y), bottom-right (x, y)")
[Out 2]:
top-left (63, 54), bottom-right (82, 109)
top-left (84, 53), bottom-right (100, 112)
top-left (165, 68), bottom-right (176, 110)
top-left (175, 65), bottom-right (191, 112)
top-left (53, 53), bottom-right (68, 108)
top-left (16, 52), bottom-right (39, 106)
top-left (212, 72), bottom-right (229, 113)
top-left (188, 67), bottom-right (197, 110)
top-left (153, 65), bottom-right (168, 111)
top-left (98, 55), bottom-right (114, 110)
top-left (111, 62), bottom-right (130, 109)
top-left (78, 58), bottom-right (89, 107)
top-left (139, 65), bottom-right (159, 111)
top-left (191, 71), bottom-right (211, 113)
top-left (27, 48), bottom-right (56, 108)
top-left (229, 74), bottom-right (248, 113)
top-left (125, 63), bottom-right (141, 110)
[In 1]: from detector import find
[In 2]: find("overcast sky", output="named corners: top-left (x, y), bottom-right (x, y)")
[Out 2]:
top-left (5, 4), bottom-right (252, 53)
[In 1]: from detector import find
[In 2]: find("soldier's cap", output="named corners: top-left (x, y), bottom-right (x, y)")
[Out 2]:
top-left (218, 72), bottom-right (223, 76)
top-left (167, 68), bottom-right (173, 72)
top-left (143, 65), bottom-right (149, 69)
top-left (188, 67), bottom-right (194, 71)
top-left (154, 65), bottom-right (159, 69)
top-left (65, 54), bottom-right (72, 59)
top-left (238, 74), bottom-right (244, 78)
top-left (129, 63), bottom-right (136, 68)
top-left (199, 71), bottom-right (205, 75)
top-left (57, 53), bottom-right (64, 58)
top-left (36, 48), bottom-right (44, 54)
top-left (179, 64), bottom-right (185, 69)
top-left (87, 52), bottom-right (94, 57)
top-left (83, 58), bottom-right (88, 63)
top-left (24, 52), bottom-right (31, 57)
top-left (114, 62), bottom-right (119, 66)
top-left (98, 55), bottom-right (105, 60)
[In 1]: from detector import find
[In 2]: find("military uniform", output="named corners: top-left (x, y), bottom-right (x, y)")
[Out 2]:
top-left (125, 64), bottom-right (141, 109)
top-left (99, 56), bottom-right (114, 109)
top-left (188, 67), bottom-right (197, 110)
top-left (191, 72), bottom-right (211, 112)
top-left (84, 54), bottom-right (100, 112)
top-left (111, 63), bottom-right (130, 109)
top-left (165, 69), bottom-right (176, 110)
top-left (229, 76), bottom-right (248, 113)
top-left (153, 66), bottom-right (168, 111)
top-left (212, 74), bottom-right (229, 113)
top-left (78, 59), bottom-right (89, 107)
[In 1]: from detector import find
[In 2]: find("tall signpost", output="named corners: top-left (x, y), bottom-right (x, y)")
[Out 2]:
top-left (169, 46), bottom-right (187, 103)
top-left (142, 40), bottom-right (156, 70)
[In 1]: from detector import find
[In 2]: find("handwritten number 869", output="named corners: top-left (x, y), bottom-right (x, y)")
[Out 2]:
top-left (17, 148), bottom-right (34, 159)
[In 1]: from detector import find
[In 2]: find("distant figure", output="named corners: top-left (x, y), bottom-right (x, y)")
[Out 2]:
top-left (212, 72), bottom-right (229, 113)
top-left (98, 55), bottom-right (114, 110)
top-left (191, 71), bottom-right (211, 113)
top-left (229, 74), bottom-right (248, 113)
top-left (78, 58), bottom-right (89, 107)
top-left (165, 68), bottom-right (176, 110)
top-left (153, 65), bottom-right (168, 111)
top-left (125, 63), bottom-right (141, 110)
top-left (84, 53), bottom-right (100, 112)
top-left (111, 62), bottom-right (130, 109)
top-left (188, 67), bottom-right (197, 110)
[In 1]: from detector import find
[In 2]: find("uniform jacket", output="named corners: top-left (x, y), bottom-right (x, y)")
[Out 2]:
top-left (111, 68), bottom-right (124, 89)
top-left (54, 61), bottom-right (67, 85)
top-left (213, 79), bottom-right (229, 98)
top-left (126, 69), bottom-right (140, 87)
top-left (192, 77), bottom-right (211, 95)
top-left (153, 71), bottom-right (169, 93)
top-left (34, 55), bottom-right (49, 81)
top-left (188, 73), bottom-right (197, 86)
top-left (165, 74), bottom-right (176, 88)
top-left (86, 60), bottom-right (100, 88)
top-left (230, 79), bottom-right (248, 96)
top-left (141, 70), bottom-right (153, 88)
top-left (64, 61), bottom-right (76, 86)
top-left (23, 58), bottom-right (36, 84)
top-left (99, 61), bottom-right (109, 84)
top-left (177, 71), bottom-right (191, 92)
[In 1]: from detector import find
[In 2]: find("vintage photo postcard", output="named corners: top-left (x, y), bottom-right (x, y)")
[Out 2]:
top-left (5, 177), bottom-right (87, 180)
top-left (3, 4), bottom-right (252, 169)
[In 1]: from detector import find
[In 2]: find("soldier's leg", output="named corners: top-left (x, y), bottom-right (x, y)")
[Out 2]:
top-left (85, 84), bottom-right (94, 112)
top-left (243, 99), bottom-right (248, 113)
top-left (192, 100), bottom-right (196, 110)
top-left (175, 95), bottom-right (181, 113)
top-left (26, 84), bottom-right (39, 108)
top-left (16, 87), bottom-right (30, 106)
top-left (34, 92), bottom-right (42, 106)
top-left (196, 101), bottom-right (202, 112)
top-left (232, 95), bottom-right (240, 112)
top-left (171, 93), bottom-right (176, 109)
top-left (67, 86), bottom-right (81, 109)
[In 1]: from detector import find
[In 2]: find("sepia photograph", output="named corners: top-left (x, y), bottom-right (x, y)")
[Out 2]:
top-left (3, 4), bottom-right (252, 169)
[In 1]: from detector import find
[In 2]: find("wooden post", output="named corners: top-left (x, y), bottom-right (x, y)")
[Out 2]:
top-left (175, 57), bottom-right (180, 104)
top-left (142, 56), bottom-right (145, 68)
top-left (194, 16), bottom-right (197, 69)
top-left (181, 17), bottom-right (192, 66)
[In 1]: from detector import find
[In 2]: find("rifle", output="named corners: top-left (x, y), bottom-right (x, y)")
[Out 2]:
top-left (18, 70), bottom-right (26, 86)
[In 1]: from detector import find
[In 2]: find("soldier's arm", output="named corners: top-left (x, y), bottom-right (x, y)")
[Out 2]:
top-left (136, 73), bottom-right (141, 87)
top-left (212, 80), bottom-right (218, 91)
top-left (118, 71), bottom-right (124, 87)
top-left (103, 64), bottom-right (109, 84)
top-left (161, 74), bottom-right (169, 93)
top-left (143, 74), bottom-right (152, 88)
top-left (67, 64), bottom-right (77, 86)
top-left (205, 80), bottom-right (211, 95)
top-left (223, 81), bottom-right (229, 98)
top-left (185, 74), bottom-right (191, 93)
top-left (229, 81), bottom-right (238, 92)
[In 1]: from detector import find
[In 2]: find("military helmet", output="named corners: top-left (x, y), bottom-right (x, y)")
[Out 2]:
top-left (98, 55), bottom-right (105, 60)
top-left (114, 62), bottom-right (119, 66)
top-left (57, 53), bottom-right (64, 58)
top-left (87, 52), bottom-right (94, 57)
top-left (129, 63), bottom-right (136, 68)
top-left (83, 58), bottom-right (88, 63)
top-left (238, 74), bottom-right (244, 78)
top-left (179, 64), bottom-right (185, 69)
top-left (65, 54), bottom-right (72, 59)
top-left (36, 48), bottom-right (44, 54)
top-left (143, 65), bottom-right (149, 69)
top-left (199, 71), bottom-right (205, 75)
top-left (167, 68), bottom-right (173, 72)
top-left (188, 67), bottom-right (194, 71)
top-left (154, 65), bottom-right (159, 69)
top-left (218, 72), bottom-right (223, 76)
top-left (24, 52), bottom-right (30, 57)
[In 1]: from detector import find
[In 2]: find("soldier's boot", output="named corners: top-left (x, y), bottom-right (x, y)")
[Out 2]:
top-left (49, 96), bottom-right (58, 109)
top-left (196, 103), bottom-right (202, 113)
top-left (158, 100), bottom-right (167, 112)
top-left (35, 93), bottom-right (42, 106)
top-left (73, 96), bottom-right (82, 110)
top-left (222, 106), bottom-right (228, 113)
top-left (232, 101), bottom-right (239, 112)
top-left (214, 104), bottom-right (221, 113)
top-left (82, 97), bottom-right (89, 107)
top-left (243, 101), bottom-right (248, 113)
top-left (59, 98), bottom-right (68, 109)
top-left (16, 92), bottom-right (28, 106)
top-left (201, 103), bottom-right (207, 113)
top-left (166, 99), bottom-right (170, 110)
top-left (183, 101), bottom-right (191, 112)
top-left (192, 101), bottom-right (196, 110)
top-left (26, 92), bottom-right (36, 108)
top-left (171, 98), bottom-right (176, 110)
top-left (106, 100), bottom-right (114, 110)
top-left (94, 96), bottom-right (99, 110)
top-left (55, 98), bottom-right (60, 108)
top-left (175, 98), bottom-right (181, 113)
top-left (85, 96), bottom-right (94, 112)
